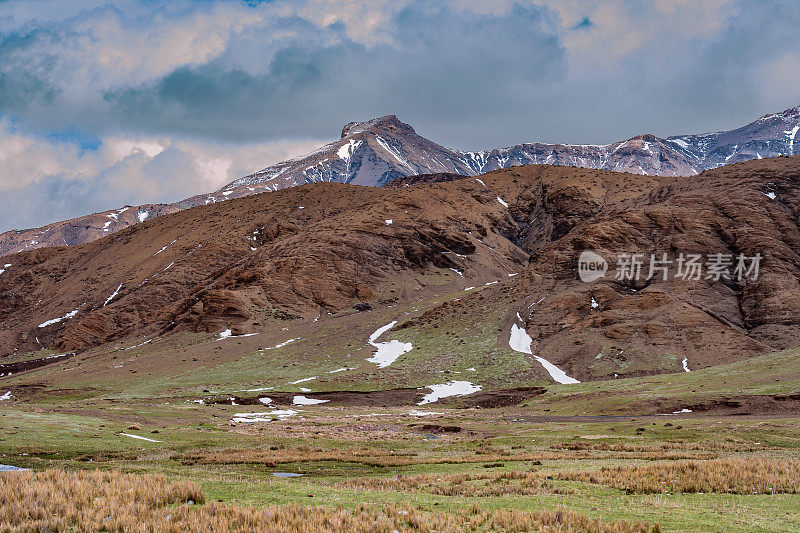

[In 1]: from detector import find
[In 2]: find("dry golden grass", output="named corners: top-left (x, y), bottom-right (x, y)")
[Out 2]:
top-left (0, 468), bottom-right (203, 531)
top-left (559, 458), bottom-right (800, 494)
top-left (335, 470), bottom-right (559, 497)
top-left (159, 503), bottom-right (660, 533)
top-left (555, 440), bottom-right (759, 454)
top-left (0, 468), bottom-right (660, 532)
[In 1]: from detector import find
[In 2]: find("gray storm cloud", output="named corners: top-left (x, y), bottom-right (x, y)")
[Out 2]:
top-left (0, 0), bottom-right (799, 232)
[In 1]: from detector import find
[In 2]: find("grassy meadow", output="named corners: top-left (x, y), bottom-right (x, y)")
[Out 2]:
top-left (1, 282), bottom-right (799, 531)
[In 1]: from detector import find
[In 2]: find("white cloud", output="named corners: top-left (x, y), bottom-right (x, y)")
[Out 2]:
top-left (539, 0), bottom-right (739, 66)
top-left (103, 139), bottom-right (166, 161)
top-left (2, 0), bottom-right (790, 148)
top-left (281, 0), bottom-right (399, 47)
top-left (0, 121), bottom-right (93, 190)
top-left (0, 118), bottom-right (325, 230)
top-left (0, 0), bottom-right (799, 234)
top-left (13, 3), bottom-right (264, 98)
top-left (0, 119), bottom-right (322, 191)
top-left (756, 54), bottom-right (800, 111)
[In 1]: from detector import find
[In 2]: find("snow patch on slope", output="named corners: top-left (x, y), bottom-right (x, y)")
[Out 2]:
top-left (153, 238), bottom-right (178, 256)
top-left (261, 337), bottom-right (299, 350)
top-left (374, 135), bottom-right (415, 171)
top-left (293, 395), bottom-right (329, 405)
top-left (38, 307), bottom-right (81, 328)
top-left (337, 139), bottom-right (362, 163)
top-left (418, 381), bottom-right (482, 405)
top-left (785, 125), bottom-right (800, 154)
top-left (289, 376), bottom-right (317, 385)
top-left (366, 321), bottom-right (412, 368)
top-left (232, 410), bottom-right (298, 423)
top-left (120, 432), bottom-right (160, 443)
top-left (104, 283), bottom-right (123, 306)
top-left (509, 323), bottom-right (579, 384)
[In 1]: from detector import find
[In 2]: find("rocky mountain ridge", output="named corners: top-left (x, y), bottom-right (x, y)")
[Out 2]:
top-left (2, 106), bottom-right (799, 257)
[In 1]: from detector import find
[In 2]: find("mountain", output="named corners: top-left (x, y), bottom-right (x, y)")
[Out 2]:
top-left (0, 203), bottom-right (181, 256)
top-left (2, 106), bottom-right (799, 257)
top-left (223, 116), bottom-right (697, 193)
top-left (2, 157), bottom-right (800, 387)
top-left (228, 106), bottom-right (800, 191)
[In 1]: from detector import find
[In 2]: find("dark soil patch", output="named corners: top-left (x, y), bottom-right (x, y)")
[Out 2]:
top-left (208, 388), bottom-right (425, 407)
top-left (385, 172), bottom-right (465, 188)
top-left (210, 386), bottom-right (549, 408)
top-left (637, 394), bottom-right (800, 416)
top-left (459, 387), bottom-right (547, 408)
top-left (410, 424), bottom-right (462, 433)
top-left (0, 353), bottom-right (74, 375)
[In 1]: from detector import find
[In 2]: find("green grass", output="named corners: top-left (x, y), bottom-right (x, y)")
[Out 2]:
top-left (19, 281), bottom-right (538, 402)
top-left (3, 278), bottom-right (800, 531)
top-left (3, 398), bottom-right (799, 531)
top-left (527, 347), bottom-right (800, 417)
top-left (0, 348), bottom-right (71, 364)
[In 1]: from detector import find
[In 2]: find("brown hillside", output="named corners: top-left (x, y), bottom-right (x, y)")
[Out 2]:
top-left (2, 157), bottom-right (800, 381)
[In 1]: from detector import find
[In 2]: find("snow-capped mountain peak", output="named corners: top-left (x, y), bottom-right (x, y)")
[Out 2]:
top-left (218, 105), bottom-right (800, 198)
top-left (224, 115), bottom-right (473, 192)
top-left (4, 104), bottom-right (800, 257)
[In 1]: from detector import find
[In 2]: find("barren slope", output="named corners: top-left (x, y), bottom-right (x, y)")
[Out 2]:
top-left (2, 158), bottom-right (800, 386)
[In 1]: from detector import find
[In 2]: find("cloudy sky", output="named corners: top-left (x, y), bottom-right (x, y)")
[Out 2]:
top-left (1, 0), bottom-right (799, 232)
